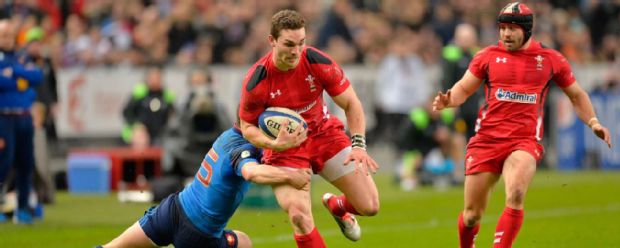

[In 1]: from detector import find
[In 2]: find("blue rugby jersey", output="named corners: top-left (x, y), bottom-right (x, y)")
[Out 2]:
top-left (0, 50), bottom-right (44, 110)
top-left (178, 127), bottom-right (261, 237)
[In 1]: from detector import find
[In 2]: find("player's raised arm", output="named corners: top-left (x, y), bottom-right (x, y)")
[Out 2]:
top-left (241, 162), bottom-right (312, 190)
top-left (433, 70), bottom-right (484, 111)
top-left (331, 86), bottom-right (379, 174)
top-left (561, 82), bottom-right (612, 148)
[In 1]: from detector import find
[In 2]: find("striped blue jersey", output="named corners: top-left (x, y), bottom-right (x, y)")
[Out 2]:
top-left (178, 128), bottom-right (261, 237)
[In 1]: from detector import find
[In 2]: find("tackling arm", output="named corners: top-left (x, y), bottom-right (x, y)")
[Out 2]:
top-left (241, 162), bottom-right (311, 190)
top-left (239, 119), bottom-right (306, 152)
top-left (239, 119), bottom-right (279, 149)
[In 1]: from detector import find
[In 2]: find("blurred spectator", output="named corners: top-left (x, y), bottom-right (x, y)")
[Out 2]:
top-left (167, 1), bottom-right (197, 56)
top-left (61, 14), bottom-right (90, 67)
top-left (122, 65), bottom-right (175, 149)
top-left (20, 26), bottom-right (57, 204)
top-left (371, 26), bottom-right (429, 144)
top-left (351, 11), bottom-right (392, 65)
top-left (431, 1), bottom-right (458, 45)
top-left (163, 68), bottom-right (229, 177)
top-left (316, 0), bottom-right (355, 50)
top-left (396, 100), bottom-right (465, 191)
top-left (194, 35), bottom-right (213, 66)
top-left (131, 5), bottom-right (168, 66)
top-left (0, 0), bottom-right (613, 68)
top-left (585, 1), bottom-right (620, 55)
top-left (84, 25), bottom-right (113, 66)
top-left (441, 23), bottom-right (481, 141)
top-left (99, 1), bottom-right (133, 62)
top-left (0, 20), bottom-right (44, 224)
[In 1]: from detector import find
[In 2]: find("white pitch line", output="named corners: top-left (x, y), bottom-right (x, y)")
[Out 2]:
top-left (251, 203), bottom-right (620, 244)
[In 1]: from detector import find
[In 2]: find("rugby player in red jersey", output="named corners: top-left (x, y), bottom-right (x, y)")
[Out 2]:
top-left (433, 2), bottom-right (612, 248)
top-left (238, 9), bottom-right (379, 248)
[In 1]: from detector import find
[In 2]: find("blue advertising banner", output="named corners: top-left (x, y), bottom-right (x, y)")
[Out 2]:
top-left (556, 93), bottom-right (586, 170)
top-left (594, 91), bottom-right (620, 169)
top-left (557, 90), bottom-right (620, 170)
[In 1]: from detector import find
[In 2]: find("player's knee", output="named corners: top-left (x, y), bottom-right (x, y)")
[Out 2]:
top-left (506, 188), bottom-right (526, 207)
top-left (356, 198), bottom-right (380, 216)
top-left (288, 203), bottom-right (312, 229)
top-left (234, 231), bottom-right (253, 248)
top-left (463, 209), bottom-right (482, 227)
top-left (290, 211), bottom-right (311, 227)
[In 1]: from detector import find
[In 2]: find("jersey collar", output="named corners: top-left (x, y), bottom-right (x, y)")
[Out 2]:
top-left (498, 38), bottom-right (541, 52)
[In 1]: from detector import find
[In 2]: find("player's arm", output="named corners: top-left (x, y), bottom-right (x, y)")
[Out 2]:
top-left (332, 86), bottom-right (365, 137)
top-left (331, 86), bottom-right (380, 174)
top-left (239, 119), bottom-right (306, 152)
top-left (241, 162), bottom-right (311, 190)
top-left (561, 82), bottom-right (612, 148)
top-left (11, 62), bottom-right (44, 88)
top-left (433, 70), bottom-right (484, 111)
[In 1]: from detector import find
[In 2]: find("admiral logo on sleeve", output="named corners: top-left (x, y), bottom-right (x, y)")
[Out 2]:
top-left (495, 88), bottom-right (537, 104)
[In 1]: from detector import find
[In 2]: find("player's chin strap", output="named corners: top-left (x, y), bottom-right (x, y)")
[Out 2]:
top-left (351, 134), bottom-right (367, 150)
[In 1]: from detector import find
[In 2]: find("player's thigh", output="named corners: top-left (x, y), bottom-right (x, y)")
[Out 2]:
top-left (463, 172), bottom-right (501, 211)
top-left (103, 222), bottom-right (157, 248)
top-left (502, 150), bottom-right (537, 199)
top-left (233, 230), bottom-right (252, 248)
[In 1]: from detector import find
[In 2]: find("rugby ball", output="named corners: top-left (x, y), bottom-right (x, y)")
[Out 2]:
top-left (258, 107), bottom-right (307, 139)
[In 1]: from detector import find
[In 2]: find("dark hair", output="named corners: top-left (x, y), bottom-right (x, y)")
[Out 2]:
top-left (270, 9), bottom-right (305, 39)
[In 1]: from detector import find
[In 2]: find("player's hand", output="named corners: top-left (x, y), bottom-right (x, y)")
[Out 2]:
top-left (432, 90), bottom-right (452, 112)
top-left (592, 123), bottom-right (612, 148)
top-left (288, 168), bottom-right (312, 191)
top-left (272, 120), bottom-right (307, 152)
top-left (344, 148), bottom-right (379, 175)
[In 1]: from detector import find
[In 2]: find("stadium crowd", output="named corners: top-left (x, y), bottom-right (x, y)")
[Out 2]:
top-left (1, 0), bottom-right (618, 68)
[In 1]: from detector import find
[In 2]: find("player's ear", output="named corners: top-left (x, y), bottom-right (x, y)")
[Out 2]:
top-left (268, 35), bottom-right (276, 47)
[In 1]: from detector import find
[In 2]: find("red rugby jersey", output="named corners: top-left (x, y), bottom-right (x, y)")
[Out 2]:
top-left (468, 39), bottom-right (575, 141)
top-left (239, 46), bottom-right (350, 133)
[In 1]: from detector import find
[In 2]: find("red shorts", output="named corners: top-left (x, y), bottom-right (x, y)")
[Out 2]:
top-left (262, 117), bottom-right (351, 173)
top-left (464, 135), bottom-right (544, 175)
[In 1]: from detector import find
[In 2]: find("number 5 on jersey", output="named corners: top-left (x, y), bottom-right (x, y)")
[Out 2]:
top-left (197, 149), bottom-right (218, 187)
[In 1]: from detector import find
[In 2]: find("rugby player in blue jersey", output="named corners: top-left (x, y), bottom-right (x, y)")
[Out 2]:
top-left (100, 122), bottom-right (309, 248)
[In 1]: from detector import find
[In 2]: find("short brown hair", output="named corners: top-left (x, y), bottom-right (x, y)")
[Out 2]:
top-left (270, 9), bottom-right (305, 39)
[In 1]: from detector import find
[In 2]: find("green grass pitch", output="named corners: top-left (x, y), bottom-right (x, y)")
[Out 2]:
top-left (0, 170), bottom-right (619, 247)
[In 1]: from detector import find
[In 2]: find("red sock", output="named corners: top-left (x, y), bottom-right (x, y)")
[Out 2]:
top-left (493, 207), bottom-right (524, 248)
top-left (458, 212), bottom-right (480, 248)
top-left (294, 227), bottom-right (326, 248)
top-left (327, 195), bottom-right (360, 217)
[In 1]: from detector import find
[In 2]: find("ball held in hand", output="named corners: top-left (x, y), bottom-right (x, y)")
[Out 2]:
top-left (258, 107), bottom-right (307, 139)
